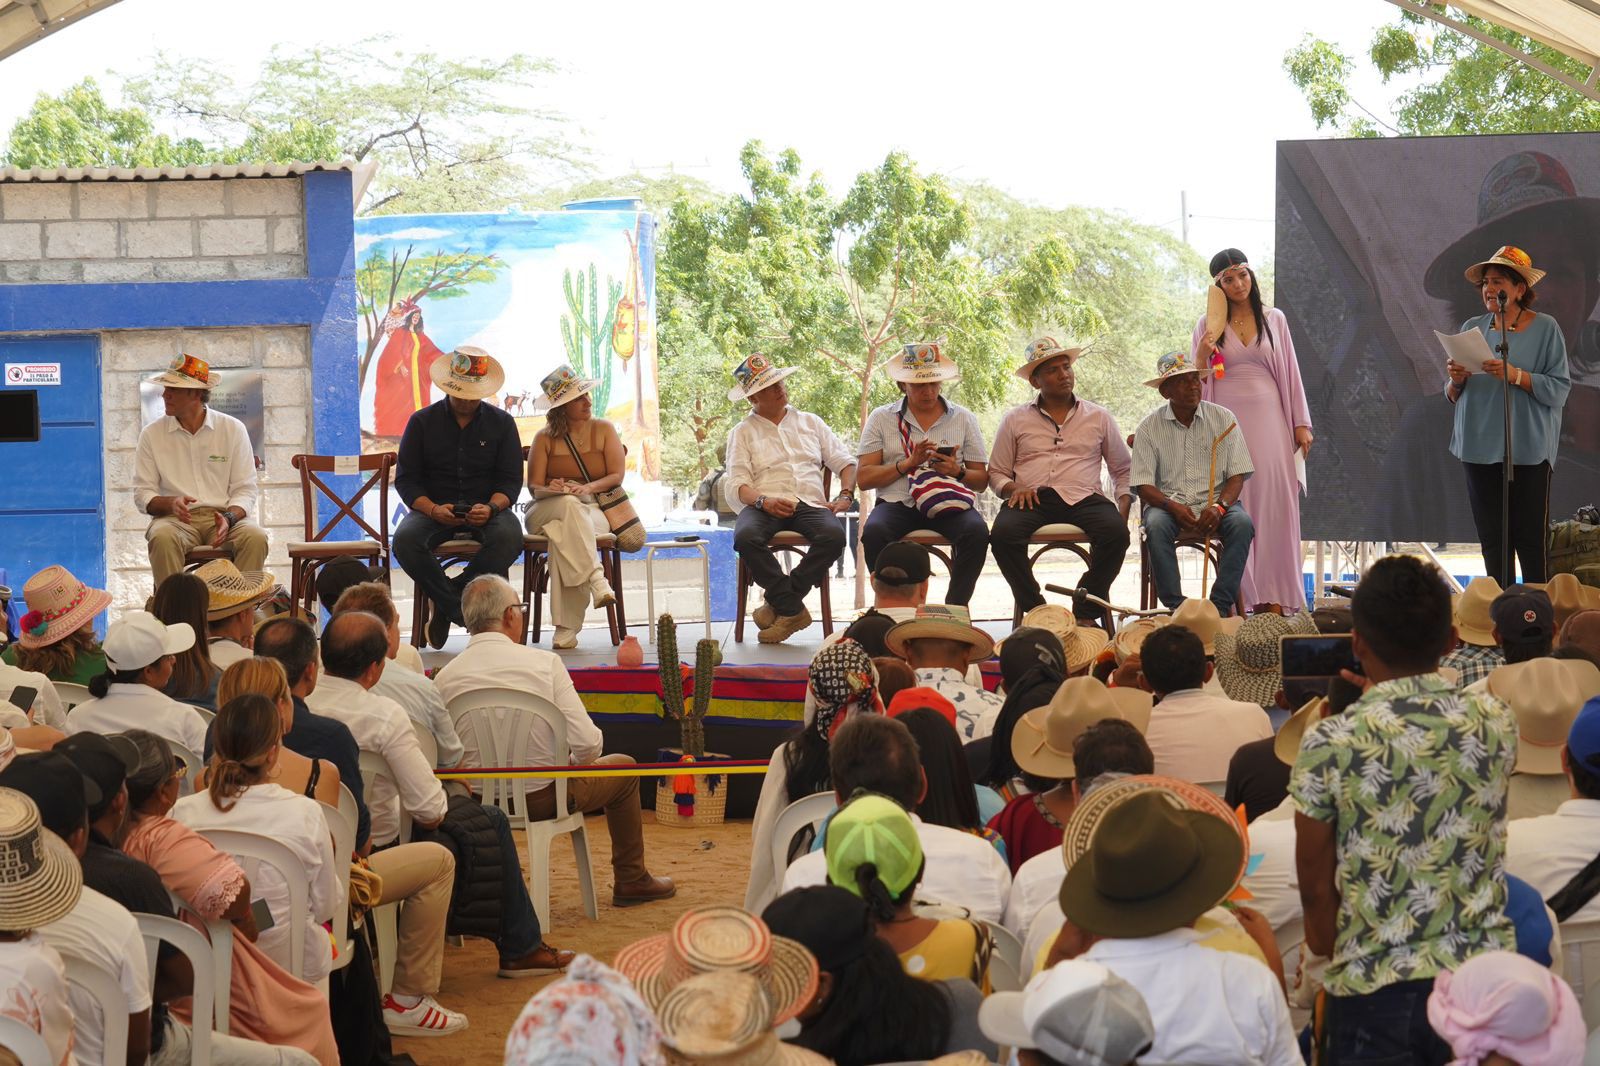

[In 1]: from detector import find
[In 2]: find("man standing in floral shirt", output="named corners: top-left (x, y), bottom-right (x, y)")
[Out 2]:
top-left (1292, 554), bottom-right (1516, 1065)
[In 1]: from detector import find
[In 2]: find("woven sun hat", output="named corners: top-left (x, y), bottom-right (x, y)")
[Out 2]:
top-left (884, 604), bottom-right (995, 664)
top-left (824, 792), bottom-right (924, 899)
top-left (103, 610), bottom-right (194, 672)
top-left (1274, 695), bottom-right (1328, 766)
top-left (1213, 611), bottom-right (1318, 709)
top-left (1529, 572), bottom-right (1600, 632)
top-left (145, 352), bottom-right (220, 390)
top-left (653, 970), bottom-right (830, 1066)
top-left (979, 959), bottom-right (1156, 1066)
top-left (16, 565), bottom-right (112, 650)
top-left (1464, 244), bottom-right (1547, 289)
top-left (1002, 605), bottom-right (1109, 675)
top-left (1143, 350), bottom-right (1213, 389)
top-left (1062, 774), bottom-right (1246, 883)
top-left (429, 346), bottom-right (505, 400)
top-left (1111, 615), bottom-right (1170, 667)
top-left (1016, 336), bottom-right (1084, 382)
top-left (1453, 576), bottom-right (1504, 647)
top-left (887, 342), bottom-right (960, 384)
top-left (1011, 677), bottom-right (1152, 780)
top-left (0, 787), bottom-right (82, 931)
top-left (193, 559), bottom-right (274, 622)
top-left (1487, 658), bottom-right (1600, 775)
top-left (1167, 598), bottom-right (1242, 656)
top-left (727, 352), bottom-right (800, 403)
top-left (612, 905), bottom-right (819, 1026)
top-left (529, 362), bottom-right (601, 415)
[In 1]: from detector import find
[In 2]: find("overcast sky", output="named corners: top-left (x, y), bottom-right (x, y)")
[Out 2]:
top-left (0, 0), bottom-right (1404, 255)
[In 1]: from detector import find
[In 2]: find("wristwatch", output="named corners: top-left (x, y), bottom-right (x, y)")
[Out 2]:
top-left (755, 495), bottom-right (768, 511)
top-left (835, 491), bottom-right (856, 506)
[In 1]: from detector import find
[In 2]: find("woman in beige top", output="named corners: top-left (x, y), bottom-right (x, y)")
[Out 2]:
top-left (526, 364), bottom-right (622, 649)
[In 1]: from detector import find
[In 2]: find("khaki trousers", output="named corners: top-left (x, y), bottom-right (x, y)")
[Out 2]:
top-left (524, 494), bottom-right (608, 633)
top-left (367, 840), bottom-right (455, 996)
top-left (146, 506), bottom-right (269, 585)
top-left (524, 753), bottom-right (647, 884)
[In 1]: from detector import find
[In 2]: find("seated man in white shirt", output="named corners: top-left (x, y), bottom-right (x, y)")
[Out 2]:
top-left (884, 605), bottom-right (1003, 741)
top-left (68, 612), bottom-right (209, 757)
top-left (1137, 625), bottom-right (1271, 785)
top-left (133, 354), bottom-right (269, 587)
top-left (434, 576), bottom-right (676, 907)
top-left (724, 354), bottom-right (857, 643)
top-left (780, 713), bottom-right (1011, 922)
top-left (1507, 694), bottom-right (1600, 921)
top-left (331, 581), bottom-right (464, 769)
top-left (196, 560), bottom-right (274, 672)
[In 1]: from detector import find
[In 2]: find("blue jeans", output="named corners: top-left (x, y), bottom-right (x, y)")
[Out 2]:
top-left (392, 508), bottom-right (524, 626)
top-left (482, 802), bottom-right (543, 958)
top-left (1141, 503), bottom-right (1254, 616)
top-left (1321, 978), bottom-right (1452, 1065)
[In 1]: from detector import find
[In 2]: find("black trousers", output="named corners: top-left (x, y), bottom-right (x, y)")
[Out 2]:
top-left (861, 500), bottom-right (989, 606)
top-left (734, 502), bottom-right (847, 616)
top-left (990, 489), bottom-right (1129, 618)
top-left (1462, 460), bottom-right (1551, 585)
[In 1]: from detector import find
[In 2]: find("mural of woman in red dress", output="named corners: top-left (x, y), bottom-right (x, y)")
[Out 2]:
top-left (372, 299), bottom-right (443, 437)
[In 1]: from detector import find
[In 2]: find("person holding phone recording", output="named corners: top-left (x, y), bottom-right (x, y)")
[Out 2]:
top-left (857, 345), bottom-right (990, 606)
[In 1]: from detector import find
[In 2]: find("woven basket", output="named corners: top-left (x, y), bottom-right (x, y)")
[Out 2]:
top-left (654, 750), bottom-right (730, 828)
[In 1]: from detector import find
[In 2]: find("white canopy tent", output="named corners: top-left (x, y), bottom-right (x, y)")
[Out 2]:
top-left (1384, 0), bottom-right (1600, 102)
top-left (0, 0), bottom-right (121, 62)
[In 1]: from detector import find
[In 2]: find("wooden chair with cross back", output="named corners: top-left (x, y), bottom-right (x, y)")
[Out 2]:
top-left (287, 452), bottom-right (398, 619)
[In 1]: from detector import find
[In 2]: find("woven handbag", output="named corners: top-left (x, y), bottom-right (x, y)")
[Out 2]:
top-left (565, 434), bottom-right (646, 551)
top-left (897, 416), bottom-right (974, 518)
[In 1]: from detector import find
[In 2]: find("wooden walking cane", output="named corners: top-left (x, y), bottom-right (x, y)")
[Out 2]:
top-left (1200, 422), bottom-right (1239, 597)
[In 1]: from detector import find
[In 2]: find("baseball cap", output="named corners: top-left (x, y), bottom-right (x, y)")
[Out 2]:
top-left (824, 792), bottom-right (924, 900)
top-left (1491, 586), bottom-right (1554, 646)
top-left (872, 542), bottom-right (931, 587)
top-left (54, 733), bottom-right (139, 816)
top-left (0, 752), bottom-right (97, 839)
top-left (1568, 695), bottom-right (1600, 770)
top-left (103, 610), bottom-right (194, 671)
top-left (978, 959), bottom-right (1155, 1066)
top-left (886, 686), bottom-right (958, 731)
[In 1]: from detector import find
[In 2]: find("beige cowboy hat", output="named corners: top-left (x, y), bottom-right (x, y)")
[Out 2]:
top-left (1486, 658), bottom-right (1600, 775)
top-left (884, 604), bottom-right (995, 664)
top-left (1001, 605), bottom-right (1110, 675)
top-left (1016, 336), bottom-right (1084, 382)
top-left (193, 559), bottom-right (275, 622)
top-left (1011, 677), bottom-right (1153, 780)
top-left (1529, 573), bottom-right (1600, 632)
top-left (1464, 244), bottom-right (1546, 289)
top-left (16, 565), bottom-right (113, 650)
top-left (1213, 611), bottom-right (1318, 708)
top-left (1111, 616), bottom-right (1170, 666)
top-left (529, 362), bottom-right (601, 415)
top-left (0, 788), bottom-right (83, 931)
top-left (1168, 598), bottom-right (1243, 656)
top-left (727, 352), bottom-right (800, 403)
top-left (653, 971), bottom-right (830, 1066)
top-left (1275, 695), bottom-right (1327, 766)
top-left (1143, 350), bottom-right (1214, 389)
top-left (429, 346), bottom-right (505, 400)
top-left (1453, 576), bottom-right (1504, 647)
top-left (887, 343), bottom-right (961, 384)
top-left (145, 353), bottom-right (220, 390)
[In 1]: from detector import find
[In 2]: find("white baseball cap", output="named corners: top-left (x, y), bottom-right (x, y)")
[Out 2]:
top-left (978, 960), bottom-right (1155, 1066)
top-left (104, 611), bottom-right (195, 672)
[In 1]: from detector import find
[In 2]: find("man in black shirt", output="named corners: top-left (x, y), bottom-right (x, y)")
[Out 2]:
top-left (394, 347), bottom-right (524, 648)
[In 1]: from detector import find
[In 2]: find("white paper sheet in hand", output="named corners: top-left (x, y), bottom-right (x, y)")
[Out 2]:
top-left (1295, 447), bottom-right (1307, 496)
top-left (1434, 328), bottom-right (1495, 373)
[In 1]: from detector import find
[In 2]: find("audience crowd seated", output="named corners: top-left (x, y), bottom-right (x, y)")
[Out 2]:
top-left (68, 611), bottom-right (209, 756)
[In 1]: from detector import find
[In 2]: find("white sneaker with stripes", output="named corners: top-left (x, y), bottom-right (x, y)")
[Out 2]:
top-left (382, 993), bottom-right (469, 1036)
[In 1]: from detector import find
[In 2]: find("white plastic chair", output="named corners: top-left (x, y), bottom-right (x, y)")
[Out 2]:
top-left (446, 687), bottom-right (598, 930)
top-left (0, 1015), bottom-right (51, 1066)
top-left (318, 801), bottom-right (357, 978)
top-left (358, 749), bottom-right (415, 845)
top-left (51, 681), bottom-right (91, 711)
top-left (1561, 918), bottom-right (1600, 1028)
top-left (198, 829), bottom-right (311, 981)
top-left (60, 950), bottom-right (129, 1066)
top-left (411, 720), bottom-right (439, 770)
top-left (768, 792), bottom-right (837, 892)
top-left (166, 890), bottom-right (233, 1036)
top-left (136, 913), bottom-right (216, 1065)
top-left (982, 919), bottom-right (1025, 993)
top-left (169, 741), bottom-right (202, 796)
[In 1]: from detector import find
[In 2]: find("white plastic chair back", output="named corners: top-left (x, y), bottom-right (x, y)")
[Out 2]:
top-left (337, 783), bottom-right (359, 846)
top-left (982, 919), bottom-right (1025, 993)
top-left (60, 950), bottom-right (129, 1066)
top-left (198, 828), bottom-right (311, 980)
top-left (0, 1015), bottom-right (51, 1066)
top-left (136, 913), bottom-right (215, 1065)
top-left (51, 681), bottom-right (91, 711)
top-left (411, 720), bottom-right (439, 769)
top-left (1561, 918), bottom-right (1600, 1029)
top-left (319, 800), bottom-right (356, 973)
top-left (446, 687), bottom-right (597, 930)
top-left (768, 792), bottom-right (836, 891)
top-left (167, 889), bottom-right (233, 1035)
top-left (169, 741), bottom-right (203, 796)
top-left (358, 749), bottom-right (412, 844)
top-left (1196, 780), bottom-right (1227, 798)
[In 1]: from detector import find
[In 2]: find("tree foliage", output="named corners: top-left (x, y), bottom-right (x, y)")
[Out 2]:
top-left (2, 78), bottom-right (211, 168)
top-left (354, 246), bottom-right (506, 389)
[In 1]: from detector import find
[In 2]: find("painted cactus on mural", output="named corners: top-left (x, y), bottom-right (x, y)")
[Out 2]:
top-left (560, 264), bottom-right (621, 415)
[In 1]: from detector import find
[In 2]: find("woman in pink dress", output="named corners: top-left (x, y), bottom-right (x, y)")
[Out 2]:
top-left (1191, 249), bottom-right (1314, 611)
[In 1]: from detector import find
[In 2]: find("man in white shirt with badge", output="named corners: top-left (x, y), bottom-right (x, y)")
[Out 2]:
top-left (723, 354), bottom-right (857, 644)
top-left (133, 354), bottom-right (268, 586)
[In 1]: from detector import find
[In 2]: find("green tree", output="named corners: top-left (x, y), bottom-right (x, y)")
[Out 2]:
top-left (2, 78), bottom-right (211, 168)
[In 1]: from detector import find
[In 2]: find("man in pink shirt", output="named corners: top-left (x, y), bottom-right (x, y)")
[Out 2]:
top-left (989, 338), bottom-right (1133, 622)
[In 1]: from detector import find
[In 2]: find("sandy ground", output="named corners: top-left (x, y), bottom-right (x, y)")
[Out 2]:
top-left (391, 812), bottom-right (754, 1064)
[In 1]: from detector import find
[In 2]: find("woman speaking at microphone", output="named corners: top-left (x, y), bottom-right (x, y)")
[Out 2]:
top-left (1446, 245), bottom-right (1571, 585)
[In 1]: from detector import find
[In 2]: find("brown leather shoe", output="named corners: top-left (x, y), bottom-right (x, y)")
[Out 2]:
top-left (612, 874), bottom-right (677, 907)
top-left (757, 607), bottom-right (812, 644)
top-left (752, 602), bottom-right (777, 630)
top-left (497, 942), bottom-right (576, 978)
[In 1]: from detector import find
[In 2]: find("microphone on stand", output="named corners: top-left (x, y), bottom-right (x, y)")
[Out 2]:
top-left (1496, 290), bottom-right (1507, 312)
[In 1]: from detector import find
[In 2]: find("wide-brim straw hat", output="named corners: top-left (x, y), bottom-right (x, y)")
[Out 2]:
top-left (1059, 782), bottom-right (1244, 940)
top-left (1487, 658), bottom-right (1600, 775)
top-left (1143, 350), bottom-right (1214, 389)
top-left (145, 353), bottom-right (219, 389)
top-left (1275, 696), bottom-right (1327, 766)
top-left (1168, 598), bottom-right (1243, 656)
top-left (1016, 336), bottom-right (1083, 382)
top-left (529, 362), bottom-right (601, 415)
top-left (429, 346), bottom-right (505, 400)
top-left (1011, 677), bottom-right (1152, 780)
top-left (728, 353), bottom-right (800, 403)
top-left (885, 604), bottom-right (995, 664)
top-left (1213, 611), bottom-right (1318, 708)
top-left (613, 906), bottom-right (819, 1026)
top-left (193, 559), bottom-right (274, 621)
top-left (17, 565), bottom-right (113, 650)
top-left (1529, 573), bottom-right (1600, 632)
top-left (887, 343), bottom-right (961, 384)
top-left (1464, 244), bottom-right (1546, 288)
top-left (0, 788), bottom-right (83, 930)
top-left (1003, 605), bottom-right (1109, 674)
top-left (1454, 576), bottom-right (1504, 647)
top-left (1111, 616), bottom-right (1170, 666)
top-left (654, 971), bottom-right (829, 1066)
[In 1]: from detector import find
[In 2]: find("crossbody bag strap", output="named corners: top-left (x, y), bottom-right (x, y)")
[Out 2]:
top-left (1548, 851), bottom-right (1600, 922)
top-left (563, 432), bottom-right (597, 485)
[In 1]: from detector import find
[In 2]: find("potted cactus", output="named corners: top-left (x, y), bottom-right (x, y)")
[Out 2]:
top-left (655, 612), bottom-right (728, 827)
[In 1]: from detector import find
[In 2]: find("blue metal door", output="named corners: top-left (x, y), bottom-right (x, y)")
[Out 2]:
top-left (0, 335), bottom-right (105, 601)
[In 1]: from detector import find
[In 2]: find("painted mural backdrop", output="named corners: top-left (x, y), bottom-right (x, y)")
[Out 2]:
top-left (353, 207), bottom-right (661, 480)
